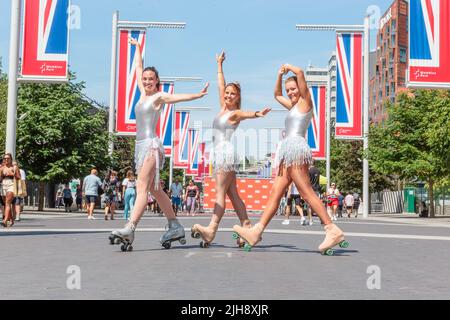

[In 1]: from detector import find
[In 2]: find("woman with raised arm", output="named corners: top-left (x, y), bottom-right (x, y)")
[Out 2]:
top-left (232, 64), bottom-right (348, 255)
top-left (190, 51), bottom-right (271, 248)
top-left (109, 38), bottom-right (209, 251)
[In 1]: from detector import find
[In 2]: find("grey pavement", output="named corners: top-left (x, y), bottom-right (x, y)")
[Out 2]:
top-left (1, 208), bottom-right (449, 300)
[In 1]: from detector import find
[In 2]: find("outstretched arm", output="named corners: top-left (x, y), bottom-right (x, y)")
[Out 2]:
top-left (274, 65), bottom-right (292, 109)
top-left (129, 37), bottom-right (145, 96)
top-left (216, 51), bottom-right (226, 107)
top-left (284, 64), bottom-right (312, 107)
top-left (156, 83), bottom-right (209, 105)
top-left (228, 107), bottom-right (272, 124)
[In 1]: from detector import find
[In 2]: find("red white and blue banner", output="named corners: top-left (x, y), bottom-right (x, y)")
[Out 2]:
top-left (116, 29), bottom-right (146, 135)
top-left (335, 32), bottom-right (363, 139)
top-left (186, 129), bottom-right (199, 176)
top-left (21, 0), bottom-right (70, 80)
top-left (307, 85), bottom-right (326, 160)
top-left (173, 111), bottom-right (190, 168)
top-left (408, 0), bottom-right (450, 88)
top-left (156, 82), bottom-right (175, 157)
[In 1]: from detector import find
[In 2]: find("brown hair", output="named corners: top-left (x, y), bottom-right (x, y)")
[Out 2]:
top-left (225, 82), bottom-right (241, 109)
top-left (126, 170), bottom-right (135, 180)
top-left (285, 76), bottom-right (298, 86)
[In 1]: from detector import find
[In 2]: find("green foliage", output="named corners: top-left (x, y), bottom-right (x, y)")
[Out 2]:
top-left (368, 90), bottom-right (450, 184)
top-left (0, 67), bottom-right (7, 156)
top-left (16, 75), bottom-right (113, 183)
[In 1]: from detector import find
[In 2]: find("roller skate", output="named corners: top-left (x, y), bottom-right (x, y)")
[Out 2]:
top-left (232, 223), bottom-right (264, 252)
top-left (191, 222), bottom-right (218, 248)
top-left (318, 223), bottom-right (349, 256)
top-left (160, 219), bottom-right (187, 249)
top-left (109, 221), bottom-right (136, 252)
top-left (232, 220), bottom-right (252, 248)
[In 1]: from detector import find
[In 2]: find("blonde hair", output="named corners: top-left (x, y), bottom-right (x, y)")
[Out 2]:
top-left (126, 170), bottom-right (135, 180)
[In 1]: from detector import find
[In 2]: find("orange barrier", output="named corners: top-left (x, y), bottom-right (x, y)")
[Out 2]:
top-left (203, 176), bottom-right (274, 211)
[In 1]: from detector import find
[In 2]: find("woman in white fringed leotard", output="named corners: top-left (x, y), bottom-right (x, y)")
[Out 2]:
top-left (233, 64), bottom-right (348, 255)
top-left (110, 37), bottom-right (209, 250)
top-left (190, 51), bottom-right (271, 248)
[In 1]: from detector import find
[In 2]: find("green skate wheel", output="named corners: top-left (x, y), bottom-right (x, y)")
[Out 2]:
top-left (322, 248), bottom-right (334, 256)
top-left (339, 241), bottom-right (349, 248)
top-left (179, 238), bottom-right (187, 245)
top-left (243, 243), bottom-right (252, 252)
top-left (232, 232), bottom-right (239, 240)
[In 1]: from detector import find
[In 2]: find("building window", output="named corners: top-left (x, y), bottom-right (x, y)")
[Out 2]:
top-left (400, 47), bottom-right (407, 63)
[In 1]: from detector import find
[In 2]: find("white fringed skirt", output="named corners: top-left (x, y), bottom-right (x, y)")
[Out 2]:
top-left (135, 137), bottom-right (165, 189)
top-left (210, 141), bottom-right (240, 174)
top-left (273, 135), bottom-right (312, 173)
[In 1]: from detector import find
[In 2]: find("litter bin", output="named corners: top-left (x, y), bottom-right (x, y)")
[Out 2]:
top-left (404, 187), bottom-right (416, 214)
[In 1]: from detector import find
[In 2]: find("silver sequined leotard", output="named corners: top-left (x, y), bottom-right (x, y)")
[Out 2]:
top-left (134, 93), bottom-right (165, 188)
top-left (274, 106), bottom-right (313, 171)
top-left (211, 110), bottom-right (239, 174)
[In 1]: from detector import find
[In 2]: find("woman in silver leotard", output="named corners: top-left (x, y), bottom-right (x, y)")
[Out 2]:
top-left (110, 37), bottom-right (209, 250)
top-left (233, 64), bottom-right (348, 255)
top-left (190, 52), bottom-right (271, 248)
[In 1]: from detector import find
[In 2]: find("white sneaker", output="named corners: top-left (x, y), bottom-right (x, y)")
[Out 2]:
top-left (282, 219), bottom-right (290, 225)
top-left (91, 216), bottom-right (97, 220)
top-left (300, 217), bottom-right (306, 225)
top-left (88, 216), bottom-right (92, 220)
top-left (308, 220), bottom-right (313, 226)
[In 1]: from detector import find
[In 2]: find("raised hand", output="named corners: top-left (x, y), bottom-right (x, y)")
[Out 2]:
top-left (279, 65), bottom-right (287, 76)
top-left (216, 51), bottom-right (226, 64)
top-left (199, 82), bottom-right (210, 97)
top-left (258, 107), bottom-right (272, 117)
top-left (128, 37), bottom-right (139, 46)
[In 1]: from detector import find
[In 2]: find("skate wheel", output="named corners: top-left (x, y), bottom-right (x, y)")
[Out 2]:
top-left (163, 242), bottom-right (171, 249)
top-left (232, 232), bottom-right (239, 240)
top-left (114, 238), bottom-right (121, 245)
top-left (191, 232), bottom-right (200, 239)
top-left (323, 248), bottom-right (334, 256)
top-left (120, 244), bottom-right (127, 252)
top-left (243, 243), bottom-right (252, 252)
top-left (339, 241), bottom-right (349, 248)
top-left (127, 245), bottom-right (133, 252)
top-left (238, 241), bottom-right (245, 248)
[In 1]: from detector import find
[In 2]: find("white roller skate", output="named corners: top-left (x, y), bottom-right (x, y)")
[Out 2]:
top-left (109, 221), bottom-right (136, 252)
top-left (160, 219), bottom-right (187, 249)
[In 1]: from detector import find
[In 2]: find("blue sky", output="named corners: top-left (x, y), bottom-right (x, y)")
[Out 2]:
top-left (0, 0), bottom-right (395, 159)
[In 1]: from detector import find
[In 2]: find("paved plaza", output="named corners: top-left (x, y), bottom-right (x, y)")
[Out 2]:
top-left (1, 209), bottom-right (450, 300)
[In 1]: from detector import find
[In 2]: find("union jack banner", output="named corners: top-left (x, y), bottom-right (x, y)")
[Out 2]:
top-left (307, 85), bottom-right (327, 160)
top-left (186, 129), bottom-right (199, 176)
top-left (173, 111), bottom-right (190, 168)
top-left (156, 82), bottom-right (175, 157)
top-left (21, 0), bottom-right (70, 80)
top-left (408, 0), bottom-right (450, 88)
top-left (115, 29), bottom-right (146, 135)
top-left (335, 32), bottom-right (363, 139)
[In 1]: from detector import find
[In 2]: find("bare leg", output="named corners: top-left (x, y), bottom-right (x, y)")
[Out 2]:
top-left (232, 165), bottom-right (292, 246)
top-left (289, 165), bottom-right (346, 253)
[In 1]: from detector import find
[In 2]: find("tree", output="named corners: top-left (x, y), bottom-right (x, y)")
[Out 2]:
top-left (368, 90), bottom-right (450, 217)
top-left (16, 74), bottom-right (113, 210)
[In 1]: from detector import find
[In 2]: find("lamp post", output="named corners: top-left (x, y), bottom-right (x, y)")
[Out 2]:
top-left (296, 16), bottom-right (370, 219)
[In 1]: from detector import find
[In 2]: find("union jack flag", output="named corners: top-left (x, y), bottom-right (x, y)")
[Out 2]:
top-left (173, 111), bottom-right (190, 168)
top-left (186, 129), bottom-right (199, 176)
top-left (21, 0), bottom-right (70, 80)
top-left (408, 0), bottom-right (450, 88)
top-left (116, 29), bottom-right (146, 135)
top-left (156, 82), bottom-right (175, 157)
top-left (335, 32), bottom-right (363, 139)
top-left (307, 85), bottom-right (326, 160)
